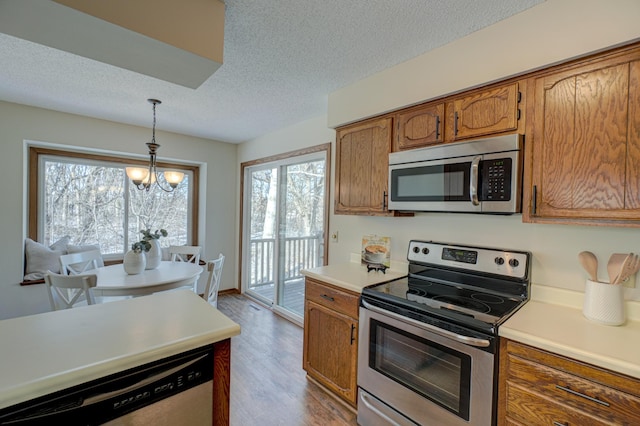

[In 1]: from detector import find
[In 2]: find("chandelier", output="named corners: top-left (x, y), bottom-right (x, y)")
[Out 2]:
top-left (126, 99), bottom-right (184, 192)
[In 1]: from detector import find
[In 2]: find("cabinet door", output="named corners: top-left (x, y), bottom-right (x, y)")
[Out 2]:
top-left (450, 83), bottom-right (520, 141)
top-left (335, 116), bottom-right (392, 215)
top-left (498, 339), bottom-right (640, 426)
top-left (394, 102), bottom-right (444, 151)
top-left (526, 51), bottom-right (640, 225)
top-left (303, 300), bottom-right (358, 406)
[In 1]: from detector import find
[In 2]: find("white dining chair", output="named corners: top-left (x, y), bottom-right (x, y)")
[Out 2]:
top-left (169, 245), bottom-right (202, 265)
top-left (203, 254), bottom-right (225, 307)
top-left (44, 271), bottom-right (98, 310)
top-left (59, 250), bottom-right (102, 275)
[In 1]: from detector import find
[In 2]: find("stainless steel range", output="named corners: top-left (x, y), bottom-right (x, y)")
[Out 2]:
top-left (357, 240), bottom-right (531, 426)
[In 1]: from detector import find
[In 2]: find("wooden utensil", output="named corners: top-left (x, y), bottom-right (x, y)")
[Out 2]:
top-left (612, 253), bottom-right (640, 285)
top-left (607, 253), bottom-right (630, 284)
top-left (578, 251), bottom-right (599, 282)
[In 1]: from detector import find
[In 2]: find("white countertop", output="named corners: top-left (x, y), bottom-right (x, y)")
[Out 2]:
top-left (302, 262), bottom-right (640, 380)
top-left (0, 290), bottom-right (241, 410)
top-left (301, 261), bottom-right (407, 293)
top-left (501, 285), bottom-right (640, 380)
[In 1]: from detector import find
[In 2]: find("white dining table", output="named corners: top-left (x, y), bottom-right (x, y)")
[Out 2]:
top-left (89, 261), bottom-right (204, 297)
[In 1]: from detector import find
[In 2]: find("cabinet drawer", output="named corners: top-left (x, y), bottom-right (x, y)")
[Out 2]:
top-left (505, 382), bottom-right (610, 425)
top-left (305, 279), bottom-right (359, 318)
top-left (501, 340), bottom-right (640, 425)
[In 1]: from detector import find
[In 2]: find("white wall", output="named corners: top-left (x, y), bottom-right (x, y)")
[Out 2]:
top-left (328, 0), bottom-right (640, 127)
top-left (237, 0), bottom-right (640, 301)
top-left (0, 101), bottom-right (237, 319)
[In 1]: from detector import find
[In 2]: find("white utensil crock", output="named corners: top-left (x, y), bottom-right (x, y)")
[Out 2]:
top-left (583, 279), bottom-right (625, 326)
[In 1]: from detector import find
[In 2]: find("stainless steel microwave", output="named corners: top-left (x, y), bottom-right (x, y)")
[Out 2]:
top-left (388, 134), bottom-right (523, 214)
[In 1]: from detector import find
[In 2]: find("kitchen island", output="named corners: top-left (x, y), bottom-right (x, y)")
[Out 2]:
top-left (0, 289), bottom-right (240, 425)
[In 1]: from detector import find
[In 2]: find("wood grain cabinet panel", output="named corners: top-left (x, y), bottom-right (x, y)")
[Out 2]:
top-left (303, 278), bottom-right (359, 407)
top-left (525, 44), bottom-right (640, 226)
top-left (498, 339), bottom-right (640, 426)
top-left (393, 102), bottom-right (444, 151)
top-left (335, 116), bottom-right (393, 215)
top-left (447, 82), bottom-right (521, 141)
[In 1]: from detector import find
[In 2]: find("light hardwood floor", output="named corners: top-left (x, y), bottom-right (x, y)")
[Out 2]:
top-left (217, 293), bottom-right (358, 426)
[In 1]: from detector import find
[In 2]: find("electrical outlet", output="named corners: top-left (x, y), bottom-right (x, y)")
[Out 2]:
top-left (330, 231), bottom-right (339, 243)
top-left (622, 272), bottom-right (636, 288)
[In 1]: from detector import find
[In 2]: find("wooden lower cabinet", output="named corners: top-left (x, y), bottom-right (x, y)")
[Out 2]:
top-left (499, 339), bottom-right (640, 425)
top-left (303, 278), bottom-right (359, 407)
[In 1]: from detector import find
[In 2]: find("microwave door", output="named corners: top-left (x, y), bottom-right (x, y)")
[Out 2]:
top-left (388, 156), bottom-right (482, 212)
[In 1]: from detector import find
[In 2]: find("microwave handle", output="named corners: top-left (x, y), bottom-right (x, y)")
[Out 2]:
top-left (470, 156), bottom-right (481, 206)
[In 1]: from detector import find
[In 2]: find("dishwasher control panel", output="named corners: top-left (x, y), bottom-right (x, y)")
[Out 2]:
top-left (0, 345), bottom-right (214, 425)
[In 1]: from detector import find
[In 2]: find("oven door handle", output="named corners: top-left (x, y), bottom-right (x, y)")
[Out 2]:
top-left (470, 156), bottom-right (481, 206)
top-left (362, 300), bottom-right (491, 348)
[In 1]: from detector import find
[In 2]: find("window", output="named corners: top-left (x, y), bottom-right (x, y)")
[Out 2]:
top-left (29, 147), bottom-right (199, 258)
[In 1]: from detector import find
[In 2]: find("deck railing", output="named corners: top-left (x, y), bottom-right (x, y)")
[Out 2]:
top-left (248, 235), bottom-right (323, 289)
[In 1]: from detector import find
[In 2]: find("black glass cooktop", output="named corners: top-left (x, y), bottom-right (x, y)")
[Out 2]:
top-left (363, 274), bottom-right (525, 325)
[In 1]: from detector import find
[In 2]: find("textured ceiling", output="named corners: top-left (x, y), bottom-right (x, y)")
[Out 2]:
top-left (0, 0), bottom-right (543, 144)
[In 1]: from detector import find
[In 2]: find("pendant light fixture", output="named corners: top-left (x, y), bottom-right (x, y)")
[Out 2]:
top-left (126, 99), bottom-right (184, 192)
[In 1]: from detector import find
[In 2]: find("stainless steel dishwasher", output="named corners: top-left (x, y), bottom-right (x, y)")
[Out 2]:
top-left (0, 345), bottom-right (213, 425)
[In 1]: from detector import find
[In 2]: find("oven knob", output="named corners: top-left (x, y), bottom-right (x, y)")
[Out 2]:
top-left (494, 257), bottom-right (505, 265)
top-left (413, 246), bottom-right (420, 254)
top-left (509, 258), bottom-right (520, 268)
top-left (421, 248), bottom-right (430, 255)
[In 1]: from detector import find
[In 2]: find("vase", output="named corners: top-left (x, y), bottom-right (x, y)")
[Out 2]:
top-left (145, 239), bottom-right (162, 270)
top-left (123, 250), bottom-right (146, 275)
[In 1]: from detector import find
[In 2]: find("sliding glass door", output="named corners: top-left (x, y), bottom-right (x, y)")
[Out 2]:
top-left (242, 148), bottom-right (327, 323)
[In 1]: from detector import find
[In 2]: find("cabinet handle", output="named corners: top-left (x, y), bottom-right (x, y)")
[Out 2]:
top-left (350, 324), bottom-right (356, 345)
top-left (454, 112), bottom-right (459, 136)
top-left (435, 115), bottom-right (441, 139)
top-left (383, 191), bottom-right (388, 211)
top-left (553, 422), bottom-right (568, 426)
top-left (532, 185), bottom-right (537, 215)
top-left (320, 294), bottom-right (335, 302)
top-left (555, 385), bottom-right (610, 407)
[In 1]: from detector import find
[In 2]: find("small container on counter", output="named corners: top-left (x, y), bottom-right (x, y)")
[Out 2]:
top-left (583, 279), bottom-right (625, 326)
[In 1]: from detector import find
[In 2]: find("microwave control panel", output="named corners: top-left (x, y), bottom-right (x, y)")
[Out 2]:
top-left (480, 158), bottom-right (512, 201)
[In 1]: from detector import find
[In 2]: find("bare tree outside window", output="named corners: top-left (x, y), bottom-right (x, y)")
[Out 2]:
top-left (42, 157), bottom-right (191, 255)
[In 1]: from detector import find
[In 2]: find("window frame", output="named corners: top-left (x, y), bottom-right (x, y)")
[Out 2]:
top-left (28, 146), bottom-right (200, 250)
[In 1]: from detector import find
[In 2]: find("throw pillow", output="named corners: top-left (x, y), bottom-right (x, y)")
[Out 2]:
top-left (24, 236), bottom-right (70, 281)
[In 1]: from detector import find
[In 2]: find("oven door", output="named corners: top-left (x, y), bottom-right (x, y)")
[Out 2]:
top-left (357, 304), bottom-right (495, 426)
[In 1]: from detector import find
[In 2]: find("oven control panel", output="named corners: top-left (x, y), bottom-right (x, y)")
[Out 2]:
top-left (408, 240), bottom-right (530, 280)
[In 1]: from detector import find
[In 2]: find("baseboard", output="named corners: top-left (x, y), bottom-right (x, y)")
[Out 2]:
top-left (305, 375), bottom-right (357, 414)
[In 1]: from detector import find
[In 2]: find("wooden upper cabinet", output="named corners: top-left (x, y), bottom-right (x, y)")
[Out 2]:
top-left (393, 102), bottom-right (444, 151)
top-left (525, 45), bottom-right (640, 226)
top-left (335, 116), bottom-right (393, 215)
top-left (446, 82), bottom-right (522, 142)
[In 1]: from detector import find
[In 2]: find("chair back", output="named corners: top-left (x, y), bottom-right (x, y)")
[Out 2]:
top-left (203, 254), bottom-right (225, 307)
top-left (59, 250), bottom-right (102, 275)
top-left (169, 246), bottom-right (201, 265)
top-left (44, 272), bottom-right (98, 310)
